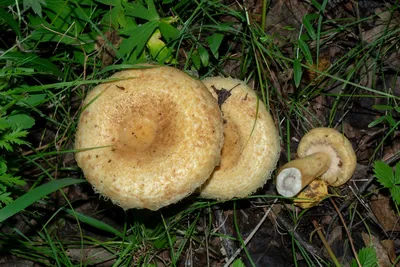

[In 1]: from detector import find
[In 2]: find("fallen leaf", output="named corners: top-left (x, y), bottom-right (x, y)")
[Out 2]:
top-left (380, 239), bottom-right (399, 266)
top-left (370, 194), bottom-right (400, 232)
top-left (361, 232), bottom-right (392, 267)
top-left (95, 30), bottom-right (122, 67)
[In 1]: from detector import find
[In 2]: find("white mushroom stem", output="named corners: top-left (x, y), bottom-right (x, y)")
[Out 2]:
top-left (276, 152), bottom-right (331, 197)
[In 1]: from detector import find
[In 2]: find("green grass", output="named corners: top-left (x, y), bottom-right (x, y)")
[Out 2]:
top-left (0, 0), bottom-right (399, 266)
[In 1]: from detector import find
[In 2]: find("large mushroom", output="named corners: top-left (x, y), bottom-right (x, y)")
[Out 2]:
top-left (75, 66), bottom-right (224, 211)
top-left (276, 128), bottom-right (357, 207)
top-left (199, 77), bottom-right (281, 200)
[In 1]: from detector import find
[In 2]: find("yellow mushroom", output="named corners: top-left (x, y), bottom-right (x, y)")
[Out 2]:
top-left (276, 128), bottom-right (357, 207)
top-left (199, 77), bottom-right (281, 200)
top-left (75, 66), bottom-right (224, 210)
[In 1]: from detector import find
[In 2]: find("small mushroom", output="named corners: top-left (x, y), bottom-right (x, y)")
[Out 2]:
top-left (276, 128), bottom-right (356, 201)
top-left (75, 66), bottom-right (224, 210)
top-left (199, 77), bottom-right (281, 200)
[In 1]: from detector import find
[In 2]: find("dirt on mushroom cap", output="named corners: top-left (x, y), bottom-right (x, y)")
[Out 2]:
top-left (75, 66), bottom-right (224, 210)
top-left (199, 77), bottom-right (281, 200)
top-left (297, 127), bottom-right (357, 187)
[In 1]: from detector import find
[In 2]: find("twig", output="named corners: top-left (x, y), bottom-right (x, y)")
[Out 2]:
top-left (329, 198), bottom-right (361, 267)
top-left (22, 137), bottom-right (69, 156)
top-left (311, 220), bottom-right (341, 267)
top-left (223, 198), bottom-right (277, 267)
top-left (274, 209), bottom-right (323, 258)
top-left (337, 152), bottom-right (400, 214)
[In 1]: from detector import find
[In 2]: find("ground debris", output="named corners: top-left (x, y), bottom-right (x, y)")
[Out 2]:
top-left (370, 194), bottom-right (400, 232)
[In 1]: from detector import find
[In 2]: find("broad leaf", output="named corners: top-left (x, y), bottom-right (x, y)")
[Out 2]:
top-left (207, 33), bottom-right (224, 58)
top-left (159, 21), bottom-right (180, 42)
top-left (7, 114), bottom-right (35, 130)
top-left (374, 160), bottom-right (394, 188)
top-left (124, 0), bottom-right (159, 21)
top-left (118, 20), bottom-right (159, 58)
top-left (23, 0), bottom-right (46, 18)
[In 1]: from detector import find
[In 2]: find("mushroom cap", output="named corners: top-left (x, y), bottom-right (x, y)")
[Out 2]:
top-left (297, 127), bottom-right (357, 187)
top-left (199, 77), bottom-right (281, 200)
top-left (75, 66), bottom-right (224, 210)
top-left (294, 179), bottom-right (328, 209)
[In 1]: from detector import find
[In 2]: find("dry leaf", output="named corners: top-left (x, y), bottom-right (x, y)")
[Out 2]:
top-left (95, 30), bottom-right (122, 67)
top-left (380, 239), bottom-right (399, 266)
top-left (361, 232), bottom-right (392, 267)
top-left (370, 194), bottom-right (400, 232)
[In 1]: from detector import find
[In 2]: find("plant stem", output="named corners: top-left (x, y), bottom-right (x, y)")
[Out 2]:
top-left (329, 198), bottom-right (361, 267)
top-left (311, 220), bottom-right (341, 267)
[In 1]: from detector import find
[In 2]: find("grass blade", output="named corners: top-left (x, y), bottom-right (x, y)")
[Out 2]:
top-left (0, 178), bottom-right (86, 222)
top-left (63, 208), bottom-right (125, 238)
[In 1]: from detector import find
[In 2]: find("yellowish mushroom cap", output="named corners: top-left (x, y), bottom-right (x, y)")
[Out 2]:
top-left (297, 127), bottom-right (357, 187)
top-left (199, 77), bottom-right (281, 200)
top-left (75, 66), bottom-right (224, 210)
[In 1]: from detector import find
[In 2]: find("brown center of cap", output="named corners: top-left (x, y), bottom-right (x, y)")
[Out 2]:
top-left (118, 117), bottom-right (158, 152)
top-left (111, 97), bottom-right (180, 160)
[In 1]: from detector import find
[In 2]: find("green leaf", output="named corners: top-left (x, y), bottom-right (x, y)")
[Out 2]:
top-left (159, 22), bottom-right (180, 42)
top-left (390, 186), bottom-right (400, 206)
top-left (374, 161), bottom-right (395, 188)
top-left (0, 129), bottom-right (28, 151)
top-left (386, 114), bottom-right (397, 127)
top-left (0, 191), bottom-right (12, 208)
top-left (395, 162), bottom-right (400, 184)
top-left (293, 58), bottom-right (302, 88)
top-left (0, 8), bottom-right (21, 38)
top-left (94, 0), bottom-right (120, 6)
top-left (6, 114), bottom-right (35, 130)
top-left (190, 50), bottom-right (201, 70)
top-left (19, 94), bottom-right (47, 107)
top-left (0, 52), bottom-right (63, 77)
top-left (0, 178), bottom-right (86, 222)
top-left (372, 104), bottom-right (393, 111)
top-left (147, 29), bottom-right (172, 63)
top-left (0, 0), bottom-right (15, 7)
top-left (0, 158), bottom-right (7, 175)
top-left (198, 45), bottom-right (209, 67)
top-left (368, 115), bottom-right (387, 128)
top-left (0, 118), bottom-right (11, 130)
top-left (303, 14), bottom-right (318, 40)
top-left (119, 20), bottom-right (159, 59)
top-left (23, 0), bottom-right (46, 18)
top-left (124, 0), bottom-right (159, 21)
top-left (311, 0), bottom-right (322, 10)
top-left (232, 259), bottom-right (246, 267)
top-left (351, 247), bottom-right (378, 267)
top-left (298, 39), bottom-right (313, 65)
top-left (207, 33), bottom-right (224, 58)
top-left (0, 173), bottom-right (25, 186)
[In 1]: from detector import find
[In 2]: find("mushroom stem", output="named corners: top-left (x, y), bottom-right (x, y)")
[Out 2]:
top-left (276, 152), bottom-right (331, 197)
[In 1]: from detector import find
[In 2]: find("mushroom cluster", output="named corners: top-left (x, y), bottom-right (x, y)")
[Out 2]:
top-left (276, 128), bottom-right (357, 208)
top-left (75, 66), bottom-right (280, 210)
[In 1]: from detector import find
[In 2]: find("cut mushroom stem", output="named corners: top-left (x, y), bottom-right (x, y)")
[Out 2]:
top-left (276, 152), bottom-right (331, 197)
